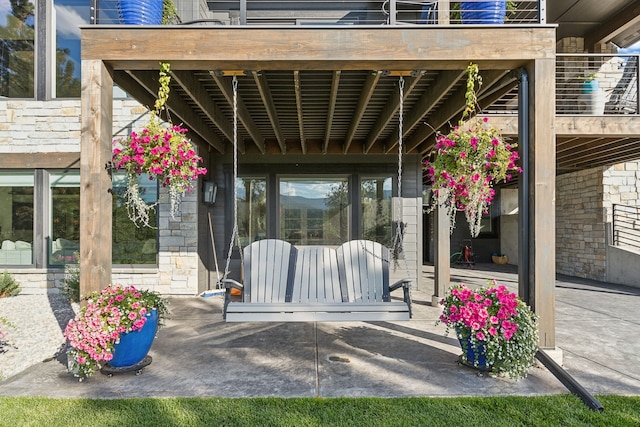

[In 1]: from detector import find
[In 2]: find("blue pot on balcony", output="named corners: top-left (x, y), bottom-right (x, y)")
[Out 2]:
top-left (109, 309), bottom-right (159, 368)
top-left (117, 0), bottom-right (163, 25)
top-left (461, 1), bottom-right (507, 24)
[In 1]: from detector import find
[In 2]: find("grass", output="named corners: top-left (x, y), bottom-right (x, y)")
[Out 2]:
top-left (0, 395), bottom-right (638, 426)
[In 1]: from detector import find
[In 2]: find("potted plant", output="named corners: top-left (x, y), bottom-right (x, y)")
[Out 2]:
top-left (64, 284), bottom-right (169, 380)
top-left (579, 72), bottom-right (605, 115)
top-left (437, 281), bottom-right (538, 380)
top-left (112, 62), bottom-right (207, 227)
top-left (117, 0), bottom-right (178, 25)
top-left (452, 1), bottom-right (517, 24)
top-left (424, 64), bottom-right (521, 237)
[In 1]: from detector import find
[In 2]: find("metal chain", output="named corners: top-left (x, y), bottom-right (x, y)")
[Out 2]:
top-left (394, 77), bottom-right (413, 288)
top-left (223, 76), bottom-right (240, 280)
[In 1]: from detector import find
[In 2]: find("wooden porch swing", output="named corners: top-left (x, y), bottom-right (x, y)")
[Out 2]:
top-left (221, 75), bottom-right (412, 322)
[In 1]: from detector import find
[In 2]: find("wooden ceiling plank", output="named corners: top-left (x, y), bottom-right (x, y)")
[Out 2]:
top-left (293, 70), bottom-right (306, 154)
top-left (343, 70), bottom-right (382, 154)
top-left (403, 69), bottom-right (507, 154)
top-left (585, 0), bottom-right (640, 49)
top-left (127, 70), bottom-right (225, 153)
top-left (171, 70), bottom-right (235, 146)
top-left (252, 71), bottom-right (286, 154)
top-left (364, 74), bottom-right (422, 154)
top-left (323, 70), bottom-right (341, 154)
top-left (210, 72), bottom-right (266, 154)
top-left (384, 70), bottom-right (465, 153)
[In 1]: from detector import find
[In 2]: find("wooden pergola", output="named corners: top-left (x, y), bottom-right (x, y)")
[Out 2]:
top-left (80, 25), bottom-right (557, 348)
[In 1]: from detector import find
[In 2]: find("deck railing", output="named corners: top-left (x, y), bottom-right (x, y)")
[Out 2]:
top-left (91, 0), bottom-right (544, 26)
top-left (612, 204), bottom-right (640, 252)
top-left (487, 53), bottom-right (640, 116)
top-left (557, 53), bottom-right (640, 116)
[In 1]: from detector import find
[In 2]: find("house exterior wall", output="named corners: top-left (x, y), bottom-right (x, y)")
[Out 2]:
top-left (0, 98), bottom-right (200, 295)
top-left (555, 162), bottom-right (640, 284)
top-left (556, 167), bottom-right (606, 280)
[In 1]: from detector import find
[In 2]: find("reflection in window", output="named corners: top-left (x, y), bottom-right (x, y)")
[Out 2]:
top-left (0, 0), bottom-right (35, 97)
top-left (112, 173), bottom-right (158, 264)
top-left (236, 177), bottom-right (266, 246)
top-left (0, 173), bottom-right (34, 265)
top-left (53, 0), bottom-right (92, 97)
top-left (362, 177), bottom-right (392, 246)
top-left (50, 172), bottom-right (80, 265)
top-left (279, 178), bottom-right (349, 245)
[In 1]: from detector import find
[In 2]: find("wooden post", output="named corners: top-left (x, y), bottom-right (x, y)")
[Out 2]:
top-left (526, 58), bottom-right (556, 349)
top-left (80, 60), bottom-right (113, 297)
top-left (432, 203), bottom-right (450, 306)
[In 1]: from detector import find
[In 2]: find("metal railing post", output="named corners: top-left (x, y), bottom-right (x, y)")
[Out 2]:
top-left (538, 0), bottom-right (546, 24)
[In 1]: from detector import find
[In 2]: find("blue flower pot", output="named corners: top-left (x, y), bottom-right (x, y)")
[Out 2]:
top-left (457, 329), bottom-right (491, 370)
top-left (461, 1), bottom-right (507, 24)
top-left (582, 79), bottom-right (599, 94)
top-left (109, 309), bottom-right (159, 368)
top-left (117, 0), bottom-right (163, 25)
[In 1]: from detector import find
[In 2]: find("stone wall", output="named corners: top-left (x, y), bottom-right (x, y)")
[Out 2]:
top-left (556, 167), bottom-right (607, 280)
top-left (0, 98), bottom-right (201, 296)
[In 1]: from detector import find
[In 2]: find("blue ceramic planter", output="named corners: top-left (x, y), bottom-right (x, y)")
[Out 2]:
top-left (582, 79), bottom-right (599, 94)
top-left (461, 1), bottom-right (506, 24)
top-left (457, 330), bottom-right (491, 370)
top-left (110, 309), bottom-right (159, 368)
top-left (117, 0), bottom-right (163, 25)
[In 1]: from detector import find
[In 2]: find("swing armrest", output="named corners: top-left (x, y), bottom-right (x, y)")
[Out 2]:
top-left (222, 278), bottom-right (244, 292)
top-left (222, 279), bottom-right (244, 319)
top-left (390, 278), bottom-right (412, 318)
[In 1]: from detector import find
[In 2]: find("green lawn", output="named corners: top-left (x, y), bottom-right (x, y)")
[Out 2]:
top-left (1, 395), bottom-right (638, 426)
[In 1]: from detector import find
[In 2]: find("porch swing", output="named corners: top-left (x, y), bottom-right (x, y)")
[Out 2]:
top-left (221, 74), bottom-right (412, 322)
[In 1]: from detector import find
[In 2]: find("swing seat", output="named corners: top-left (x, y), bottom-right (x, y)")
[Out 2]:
top-left (223, 239), bottom-right (412, 322)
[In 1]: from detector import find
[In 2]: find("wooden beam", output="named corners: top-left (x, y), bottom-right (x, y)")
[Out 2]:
top-left (171, 70), bottom-right (239, 153)
top-left (404, 69), bottom-right (506, 153)
top-left (527, 58), bottom-right (556, 349)
top-left (252, 71), bottom-right (286, 154)
top-left (127, 70), bottom-right (225, 153)
top-left (344, 70), bottom-right (381, 154)
top-left (385, 69), bottom-right (465, 153)
top-left (364, 73), bottom-right (422, 154)
top-left (0, 152), bottom-right (79, 169)
top-left (293, 70), bottom-right (306, 154)
top-left (80, 60), bottom-right (113, 297)
top-left (585, 0), bottom-right (640, 49)
top-left (82, 27), bottom-right (556, 69)
top-left (323, 70), bottom-right (341, 155)
top-left (210, 73), bottom-right (263, 155)
top-left (556, 115), bottom-right (640, 137)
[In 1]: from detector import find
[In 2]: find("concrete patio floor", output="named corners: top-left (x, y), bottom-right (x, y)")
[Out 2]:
top-left (1, 263), bottom-right (639, 399)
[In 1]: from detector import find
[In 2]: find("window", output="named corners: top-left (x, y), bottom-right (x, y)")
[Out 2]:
top-left (0, 0), bottom-right (35, 97)
top-left (50, 171), bottom-right (80, 265)
top-left (0, 173), bottom-right (34, 265)
top-left (112, 173), bottom-right (158, 264)
top-left (361, 177), bottom-right (393, 246)
top-left (236, 177), bottom-right (267, 246)
top-left (279, 178), bottom-right (349, 245)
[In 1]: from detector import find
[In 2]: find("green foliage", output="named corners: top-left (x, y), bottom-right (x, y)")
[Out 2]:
top-left (0, 395), bottom-right (638, 426)
top-left (0, 270), bottom-right (20, 298)
top-left (61, 257), bottom-right (80, 303)
top-left (162, 0), bottom-right (179, 25)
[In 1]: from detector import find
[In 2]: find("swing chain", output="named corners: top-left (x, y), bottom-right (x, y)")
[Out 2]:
top-left (223, 76), bottom-right (242, 281)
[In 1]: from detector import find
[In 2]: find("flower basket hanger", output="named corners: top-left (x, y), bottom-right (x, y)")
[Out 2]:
top-left (112, 62), bottom-right (207, 227)
top-left (425, 64), bottom-right (521, 237)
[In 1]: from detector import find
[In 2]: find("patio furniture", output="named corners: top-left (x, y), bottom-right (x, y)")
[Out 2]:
top-left (223, 239), bottom-right (412, 321)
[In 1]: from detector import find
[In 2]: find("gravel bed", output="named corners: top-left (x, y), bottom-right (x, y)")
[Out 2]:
top-left (0, 294), bottom-right (78, 381)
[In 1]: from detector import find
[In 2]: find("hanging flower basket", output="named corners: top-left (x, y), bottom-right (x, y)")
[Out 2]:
top-left (424, 64), bottom-right (521, 237)
top-left (112, 62), bottom-right (207, 227)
